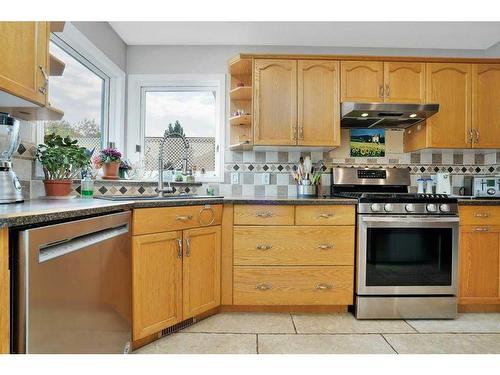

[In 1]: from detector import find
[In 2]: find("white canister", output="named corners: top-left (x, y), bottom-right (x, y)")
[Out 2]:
top-left (417, 178), bottom-right (425, 194)
top-left (425, 178), bottom-right (433, 194)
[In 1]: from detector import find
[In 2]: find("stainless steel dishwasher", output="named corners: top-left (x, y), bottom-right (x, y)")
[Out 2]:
top-left (14, 211), bottom-right (131, 354)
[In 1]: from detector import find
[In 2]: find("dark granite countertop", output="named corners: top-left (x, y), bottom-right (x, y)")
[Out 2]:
top-left (457, 198), bottom-right (500, 206)
top-left (0, 195), bottom-right (358, 228)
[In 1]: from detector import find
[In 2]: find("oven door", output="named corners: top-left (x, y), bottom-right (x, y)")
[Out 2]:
top-left (357, 215), bottom-right (459, 296)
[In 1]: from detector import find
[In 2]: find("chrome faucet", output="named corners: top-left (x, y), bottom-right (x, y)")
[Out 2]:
top-left (158, 130), bottom-right (190, 196)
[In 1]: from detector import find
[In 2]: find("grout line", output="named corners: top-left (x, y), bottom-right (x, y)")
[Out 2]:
top-left (403, 320), bottom-right (420, 333)
top-left (173, 331), bottom-right (500, 336)
top-left (381, 334), bottom-right (399, 354)
top-left (290, 313), bottom-right (298, 334)
top-left (256, 334), bottom-right (259, 354)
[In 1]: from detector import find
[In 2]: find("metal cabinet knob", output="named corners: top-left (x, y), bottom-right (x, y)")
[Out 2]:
top-left (255, 283), bottom-right (272, 291)
top-left (315, 283), bottom-right (333, 290)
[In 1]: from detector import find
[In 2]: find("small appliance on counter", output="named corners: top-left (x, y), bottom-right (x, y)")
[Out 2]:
top-left (463, 175), bottom-right (500, 198)
top-left (436, 172), bottom-right (452, 195)
top-left (0, 112), bottom-right (23, 203)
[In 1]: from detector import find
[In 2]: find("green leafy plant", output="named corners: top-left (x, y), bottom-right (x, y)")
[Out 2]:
top-left (36, 133), bottom-right (91, 180)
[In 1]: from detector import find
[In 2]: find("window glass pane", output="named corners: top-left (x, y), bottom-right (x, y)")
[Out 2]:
top-left (143, 90), bottom-right (217, 176)
top-left (42, 41), bottom-right (105, 155)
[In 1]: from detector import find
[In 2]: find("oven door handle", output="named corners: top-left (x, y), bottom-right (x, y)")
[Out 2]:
top-left (361, 216), bottom-right (459, 224)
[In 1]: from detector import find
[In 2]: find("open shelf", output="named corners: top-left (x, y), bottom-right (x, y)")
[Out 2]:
top-left (229, 57), bottom-right (252, 75)
top-left (49, 53), bottom-right (65, 76)
top-left (230, 86), bottom-right (252, 101)
top-left (229, 114), bottom-right (252, 125)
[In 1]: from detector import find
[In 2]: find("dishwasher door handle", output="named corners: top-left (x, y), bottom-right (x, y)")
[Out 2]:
top-left (38, 224), bottom-right (129, 263)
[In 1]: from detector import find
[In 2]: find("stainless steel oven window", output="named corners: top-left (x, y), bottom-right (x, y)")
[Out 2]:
top-left (356, 215), bottom-right (459, 295)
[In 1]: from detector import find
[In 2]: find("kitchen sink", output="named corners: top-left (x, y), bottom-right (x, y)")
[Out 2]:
top-left (95, 194), bottom-right (223, 201)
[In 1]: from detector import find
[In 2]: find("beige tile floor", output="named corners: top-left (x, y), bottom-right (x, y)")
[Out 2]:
top-left (134, 312), bottom-right (500, 354)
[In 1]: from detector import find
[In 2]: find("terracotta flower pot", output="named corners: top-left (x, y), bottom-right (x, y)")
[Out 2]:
top-left (102, 161), bottom-right (120, 179)
top-left (43, 180), bottom-right (73, 197)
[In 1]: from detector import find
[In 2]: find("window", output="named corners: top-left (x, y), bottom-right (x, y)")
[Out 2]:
top-left (40, 35), bottom-right (109, 154)
top-left (128, 75), bottom-right (225, 182)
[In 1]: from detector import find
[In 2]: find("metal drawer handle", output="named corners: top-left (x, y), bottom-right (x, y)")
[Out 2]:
top-left (318, 212), bottom-right (334, 219)
top-left (185, 237), bottom-right (191, 257)
top-left (474, 212), bottom-right (490, 218)
top-left (176, 238), bottom-right (183, 258)
top-left (176, 215), bottom-right (193, 222)
top-left (315, 283), bottom-right (333, 290)
top-left (474, 227), bottom-right (489, 232)
top-left (317, 243), bottom-right (333, 250)
top-left (256, 244), bottom-right (273, 251)
top-left (256, 211), bottom-right (273, 218)
top-left (255, 283), bottom-right (272, 291)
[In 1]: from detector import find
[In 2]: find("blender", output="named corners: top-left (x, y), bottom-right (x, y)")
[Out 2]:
top-left (0, 112), bottom-right (23, 203)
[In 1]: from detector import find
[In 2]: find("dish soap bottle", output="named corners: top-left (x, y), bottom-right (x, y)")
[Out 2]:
top-left (81, 175), bottom-right (94, 198)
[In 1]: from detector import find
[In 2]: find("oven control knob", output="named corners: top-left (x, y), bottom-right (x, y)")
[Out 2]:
top-left (405, 204), bottom-right (415, 212)
top-left (487, 188), bottom-right (496, 195)
top-left (384, 203), bottom-right (394, 212)
top-left (439, 204), bottom-right (450, 213)
top-left (426, 203), bottom-right (437, 212)
top-left (370, 203), bottom-right (381, 212)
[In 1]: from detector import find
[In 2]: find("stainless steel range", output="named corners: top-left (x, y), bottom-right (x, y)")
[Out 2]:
top-left (331, 167), bottom-right (459, 319)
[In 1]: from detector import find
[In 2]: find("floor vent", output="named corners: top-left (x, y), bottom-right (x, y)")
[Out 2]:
top-left (159, 318), bottom-right (195, 337)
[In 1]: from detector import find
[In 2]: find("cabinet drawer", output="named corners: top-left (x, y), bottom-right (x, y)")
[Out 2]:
top-left (295, 205), bottom-right (355, 226)
top-left (459, 206), bottom-right (500, 226)
top-left (234, 266), bottom-right (353, 305)
top-left (234, 226), bottom-right (354, 266)
top-left (132, 204), bottom-right (222, 235)
top-left (234, 205), bottom-right (294, 225)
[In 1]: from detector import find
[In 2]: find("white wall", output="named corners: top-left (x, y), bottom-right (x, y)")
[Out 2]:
top-left (73, 22), bottom-right (127, 71)
top-left (127, 45), bottom-right (486, 74)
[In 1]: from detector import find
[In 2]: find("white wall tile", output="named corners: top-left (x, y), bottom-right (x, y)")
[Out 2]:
top-left (253, 173), bottom-right (262, 184)
top-left (277, 173), bottom-right (289, 185)
top-left (462, 150), bottom-right (475, 165)
top-left (243, 151), bottom-right (255, 163)
top-left (218, 183), bottom-right (232, 196)
top-left (452, 174), bottom-right (464, 187)
top-left (442, 151), bottom-right (454, 165)
top-left (288, 151), bottom-right (300, 164)
top-left (485, 152), bottom-right (497, 165)
top-left (311, 151), bottom-right (323, 162)
top-left (265, 151), bottom-right (278, 163)
top-left (242, 184), bottom-right (255, 196)
top-left (265, 185), bottom-right (277, 196)
top-left (288, 185), bottom-right (298, 197)
top-left (11, 158), bottom-right (32, 180)
top-left (420, 150), bottom-right (432, 164)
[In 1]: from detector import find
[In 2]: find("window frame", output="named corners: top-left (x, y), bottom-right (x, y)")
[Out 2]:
top-left (36, 22), bottom-right (126, 152)
top-left (127, 74), bottom-right (226, 183)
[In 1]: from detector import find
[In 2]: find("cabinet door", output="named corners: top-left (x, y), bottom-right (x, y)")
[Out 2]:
top-left (340, 61), bottom-right (384, 102)
top-left (472, 64), bottom-right (500, 148)
top-left (0, 22), bottom-right (48, 105)
top-left (254, 59), bottom-right (297, 145)
top-left (132, 231), bottom-right (183, 340)
top-left (297, 60), bottom-right (340, 147)
top-left (459, 226), bottom-right (500, 304)
top-left (183, 226), bottom-right (221, 318)
top-left (425, 63), bottom-right (472, 148)
top-left (384, 62), bottom-right (425, 103)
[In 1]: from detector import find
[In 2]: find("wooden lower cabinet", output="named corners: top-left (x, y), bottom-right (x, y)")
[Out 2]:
top-left (133, 225), bottom-right (222, 340)
top-left (132, 231), bottom-right (183, 340)
top-left (459, 225), bottom-right (500, 305)
top-left (233, 266), bottom-right (353, 305)
top-left (182, 226), bottom-right (221, 318)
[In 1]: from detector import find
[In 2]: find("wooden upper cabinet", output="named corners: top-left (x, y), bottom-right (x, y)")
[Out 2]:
top-left (132, 231), bottom-right (183, 340)
top-left (472, 64), bottom-right (500, 148)
top-left (182, 226), bottom-right (221, 319)
top-left (384, 62), bottom-right (425, 103)
top-left (340, 61), bottom-right (384, 102)
top-left (0, 22), bottom-right (48, 106)
top-left (459, 226), bottom-right (500, 303)
top-left (254, 59), bottom-right (297, 145)
top-left (425, 63), bottom-right (472, 148)
top-left (297, 60), bottom-right (340, 147)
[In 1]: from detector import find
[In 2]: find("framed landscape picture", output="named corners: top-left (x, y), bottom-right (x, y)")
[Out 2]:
top-left (350, 129), bottom-right (385, 157)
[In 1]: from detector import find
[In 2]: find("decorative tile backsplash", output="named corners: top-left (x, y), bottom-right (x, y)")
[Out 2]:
top-left (12, 121), bottom-right (500, 199)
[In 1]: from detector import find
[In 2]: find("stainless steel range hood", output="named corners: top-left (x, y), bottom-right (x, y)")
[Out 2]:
top-left (341, 102), bottom-right (439, 129)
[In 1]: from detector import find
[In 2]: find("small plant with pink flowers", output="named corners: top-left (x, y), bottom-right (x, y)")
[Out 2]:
top-left (94, 147), bottom-right (123, 179)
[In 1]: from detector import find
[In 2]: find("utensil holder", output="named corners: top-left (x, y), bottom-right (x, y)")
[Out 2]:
top-left (297, 184), bottom-right (317, 198)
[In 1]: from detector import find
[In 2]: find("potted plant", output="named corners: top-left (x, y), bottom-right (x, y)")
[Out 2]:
top-left (93, 147), bottom-right (123, 179)
top-left (118, 160), bottom-right (132, 179)
top-left (36, 133), bottom-right (90, 197)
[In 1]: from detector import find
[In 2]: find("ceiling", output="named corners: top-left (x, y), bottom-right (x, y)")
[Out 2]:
top-left (109, 22), bottom-right (500, 50)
